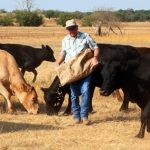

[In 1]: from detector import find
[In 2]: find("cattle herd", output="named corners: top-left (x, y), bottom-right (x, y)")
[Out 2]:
top-left (0, 43), bottom-right (150, 138)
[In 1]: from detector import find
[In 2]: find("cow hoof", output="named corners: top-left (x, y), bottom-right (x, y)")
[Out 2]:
top-left (63, 112), bottom-right (72, 116)
top-left (135, 134), bottom-right (144, 139)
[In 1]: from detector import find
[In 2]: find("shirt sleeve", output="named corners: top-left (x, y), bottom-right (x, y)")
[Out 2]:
top-left (60, 39), bottom-right (66, 56)
top-left (86, 34), bottom-right (98, 51)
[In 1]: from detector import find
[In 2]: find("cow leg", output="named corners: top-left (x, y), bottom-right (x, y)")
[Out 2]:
top-left (146, 116), bottom-right (150, 132)
top-left (120, 95), bottom-right (129, 111)
top-left (136, 102), bottom-right (150, 138)
top-left (32, 69), bottom-right (37, 83)
top-left (88, 85), bottom-right (96, 113)
top-left (135, 120), bottom-right (146, 138)
top-left (63, 95), bottom-right (72, 115)
top-left (0, 83), bottom-right (12, 113)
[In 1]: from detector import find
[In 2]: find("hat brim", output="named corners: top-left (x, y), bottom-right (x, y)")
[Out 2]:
top-left (66, 25), bottom-right (77, 30)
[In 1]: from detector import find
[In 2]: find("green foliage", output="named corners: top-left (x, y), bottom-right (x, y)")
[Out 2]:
top-left (57, 12), bottom-right (74, 27)
top-left (2, 9), bottom-right (150, 27)
top-left (43, 10), bottom-right (61, 19)
top-left (0, 9), bottom-right (7, 13)
top-left (15, 11), bottom-right (43, 26)
top-left (81, 15), bottom-right (92, 26)
top-left (115, 9), bottom-right (150, 22)
top-left (0, 14), bottom-right (13, 26)
top-left (56, 11), bottom-right (85, 26)
top-left (71, 11), bottom-right (84, 19)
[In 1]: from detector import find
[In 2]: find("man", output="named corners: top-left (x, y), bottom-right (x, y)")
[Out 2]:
top-left (56, 19), bottom-right (100, 125)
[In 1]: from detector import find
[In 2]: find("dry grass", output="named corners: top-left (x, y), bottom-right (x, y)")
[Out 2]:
top-left (0, 22), bottom-right (150, 150)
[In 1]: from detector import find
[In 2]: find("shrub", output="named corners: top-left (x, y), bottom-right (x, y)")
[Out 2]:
top-left (0, 14), bottom-right (13, 26)
top-left (56, 13), bottom-right (74, 27)
top-left (81, 15), bottom-right (92, 26)
top-left (16, 11), bottom-right (43, 26)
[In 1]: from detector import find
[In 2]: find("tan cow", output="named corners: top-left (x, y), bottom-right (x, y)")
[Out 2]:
top-left (0, 50), bottom-right (38, 114)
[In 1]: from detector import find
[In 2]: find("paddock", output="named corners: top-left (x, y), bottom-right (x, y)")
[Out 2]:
top-left (0, 22), bottom-right (150, 149)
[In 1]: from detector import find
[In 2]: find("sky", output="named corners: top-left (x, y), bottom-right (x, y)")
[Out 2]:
top-left (1, 0), bottom-right (150, 12)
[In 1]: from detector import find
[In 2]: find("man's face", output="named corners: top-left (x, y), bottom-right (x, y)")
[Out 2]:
top-left (67, 26), bottom-right (78, 37)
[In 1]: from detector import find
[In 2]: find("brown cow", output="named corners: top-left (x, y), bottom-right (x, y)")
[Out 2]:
top-left (0, 50), bottom-right (38, 114)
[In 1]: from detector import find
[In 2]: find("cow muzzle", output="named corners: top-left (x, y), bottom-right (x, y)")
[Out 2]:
top-left (28, 104), bottom-right (39, 115)
top-left (100, 89), bottom-right (110, 96)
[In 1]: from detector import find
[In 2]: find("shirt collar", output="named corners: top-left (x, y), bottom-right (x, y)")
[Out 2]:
top-left (67, 31), bottom-right (81, 40)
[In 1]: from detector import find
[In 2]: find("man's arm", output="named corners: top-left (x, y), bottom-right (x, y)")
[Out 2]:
top-left (91, 47), bottom-right (100, 68)
top-left (56, 55), bottom-right (65, 67)
top-left (93, 47), bottom-right (100, 58)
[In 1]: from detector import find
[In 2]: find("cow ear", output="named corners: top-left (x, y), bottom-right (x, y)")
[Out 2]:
top-left (46, 45), bottom-right (50, 49)
top-left (46, 45), bottom-right (53, 52)
top-left (42, 44), bottom-right (45, 49)
top-left (41, 87), bottom-right (49, 92)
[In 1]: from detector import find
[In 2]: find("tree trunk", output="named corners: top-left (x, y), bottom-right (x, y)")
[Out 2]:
top-left (95, 26), bottom-right (101, 36)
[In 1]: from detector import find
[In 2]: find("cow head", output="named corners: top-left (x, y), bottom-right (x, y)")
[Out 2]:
top-left (100, 60), bottom-right (122, 96)
top-left (17, 84), bottom-right (39, 114)
top-left (42, 45), bottom-right (56, 62)
top-left (41, 76), bottom-right (69, 115)
top-left (100, 59), bottom-right (139, 96)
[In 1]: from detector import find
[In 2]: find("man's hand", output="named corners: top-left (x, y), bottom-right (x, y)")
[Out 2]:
top-left (90, 56), bottom-right (100, 69)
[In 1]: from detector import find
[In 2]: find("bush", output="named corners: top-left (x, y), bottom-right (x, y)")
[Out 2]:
top-left (16, 11), bottom-right (43, 26)
top-left (56, 13), bottom-right (74, 27)
top-left (0, 14), bottom-right (13, 26)
top-left (81, 15), bottom-right (92, 26)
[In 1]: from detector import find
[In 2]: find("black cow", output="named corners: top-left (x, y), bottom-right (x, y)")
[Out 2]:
top-left (100, 53), bottom-right (150, 138)
top-left (41, 43), bottom-right (139, 115)
top-left (41, 68), bottom-right (102, 115)
top-left (0, 43), bottom-right (56, 82)
top-left (118, 46), bottom-right (150, 111)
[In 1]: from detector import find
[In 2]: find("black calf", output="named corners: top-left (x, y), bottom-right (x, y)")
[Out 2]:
top-left (0, 43), bottom-right (56, 82)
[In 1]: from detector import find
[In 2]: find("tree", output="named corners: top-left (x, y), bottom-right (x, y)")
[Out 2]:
top-left (0, 9), bottom-right (7, 13)
top-left (91, 8), bottom-right (122, 36)
top-left (16, 0), bottom-right (34, 12)
top-left (16, 11), bottom-right (43, 26)
top-left (0, 14), bottom-right (13, 26)
top-left (44, 10), bottom-right (55, 19)
top-left (57, 12), bottom-right (74, 27)
top-left (81, 13), bottom-right (93, 26)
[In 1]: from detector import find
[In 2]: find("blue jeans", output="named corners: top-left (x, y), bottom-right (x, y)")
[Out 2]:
top-left (70, 75), bottom-right (91, 120)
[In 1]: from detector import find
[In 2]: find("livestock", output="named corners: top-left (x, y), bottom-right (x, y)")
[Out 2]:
top-left (100, 53), bottom-right (150, 138)
top-left (41, 43), bottom-right (139, 115)
top-left (136, 46), bottom-right (150, 55)
top-left (96, 45), bottom-right (150, 111)
top-left (41, 68), bottom-right (102, 115)
top-left (0, 43), bottom-right (56, 82)
top-left (118, 46), bottom-right (150, 111)
top-left (0, 50), bottom-right (39, 114)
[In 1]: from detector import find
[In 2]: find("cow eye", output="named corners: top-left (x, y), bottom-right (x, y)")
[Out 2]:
top-left (33, 97), bottom-right (37, 103)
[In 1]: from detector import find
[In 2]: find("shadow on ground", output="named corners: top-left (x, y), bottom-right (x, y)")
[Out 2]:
top-left (91, 114), bottom-right (139, 125)
top-left (0, 120), bottom-right (62, 134)
top-left (0, 101), bottom-right (46, 114)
